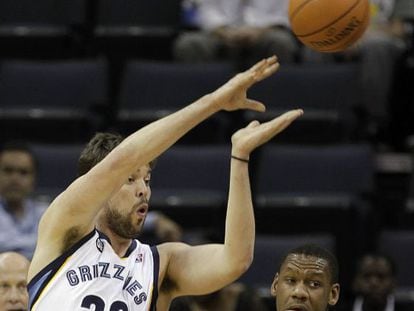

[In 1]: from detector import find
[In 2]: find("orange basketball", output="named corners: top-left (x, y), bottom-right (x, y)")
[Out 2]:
top-left (289, 0), bottom-right (370, 53)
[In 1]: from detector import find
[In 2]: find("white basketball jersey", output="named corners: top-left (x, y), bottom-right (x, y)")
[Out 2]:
top-left (28, 229), bottom-right (159, 311)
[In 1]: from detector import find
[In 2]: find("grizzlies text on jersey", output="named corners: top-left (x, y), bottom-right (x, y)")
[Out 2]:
top-left (28, 229), bottom-right (159, 310)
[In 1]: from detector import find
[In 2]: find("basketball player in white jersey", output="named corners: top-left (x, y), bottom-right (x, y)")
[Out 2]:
top-left (27, 56), bottom-right (303, 310)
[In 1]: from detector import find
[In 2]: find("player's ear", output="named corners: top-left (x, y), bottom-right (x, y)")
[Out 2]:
top-left (271, 273), bottom-right (279, 297)
top-left (328, 283), bottom-right (340, 306)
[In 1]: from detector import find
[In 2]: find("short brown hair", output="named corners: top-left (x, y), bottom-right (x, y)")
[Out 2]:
top-left (78, 132), bottom-right (157, 177)
top-left (78, 132), bottom-right (123, 176)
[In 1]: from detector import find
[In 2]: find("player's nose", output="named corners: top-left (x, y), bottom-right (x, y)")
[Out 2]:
top-left (136, 179), bottom-right (149, 198)
top-left (291, 282), bottom-right (309, 300)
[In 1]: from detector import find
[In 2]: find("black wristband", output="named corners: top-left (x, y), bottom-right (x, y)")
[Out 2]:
top-left (231, 155), bottom-right (249, 163)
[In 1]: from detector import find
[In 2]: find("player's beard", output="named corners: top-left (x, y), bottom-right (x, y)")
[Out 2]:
top-left (105, 207), bottom-right (144, 239)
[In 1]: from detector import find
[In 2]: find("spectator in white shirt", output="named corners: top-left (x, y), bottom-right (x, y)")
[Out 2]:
top-left (174, 0), bottom-right (299, 67)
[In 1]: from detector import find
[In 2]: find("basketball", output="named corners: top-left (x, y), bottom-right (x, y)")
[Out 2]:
top-left (288, 0), bottom-right (370, 53)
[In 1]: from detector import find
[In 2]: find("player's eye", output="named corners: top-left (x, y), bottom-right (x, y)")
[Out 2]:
top-left (309, 280), bottom-right (321, 288)
top-left (285, 277), bottom-right (295, 284)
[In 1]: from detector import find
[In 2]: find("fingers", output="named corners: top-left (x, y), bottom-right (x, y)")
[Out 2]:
top-left (277, 109), bottom-right (304, 122)
top-left (249, 109), bottom-right (303, 145)
top-left (236, 56), bottom-right (279, 89)
top-left (232, 109), bottom-right (303, 155)
top-left (249, 55), bottom-right (277, 72)
top-left (244, 99), bottom-right (266, 112)
top-left (246, 120), bottom-right (260, 128)
top-left (258, 62), bottom-right (280, 82)
top-left (266, 109), bottom-right (304, 134)
top-left (287, 109), bottom-right (304, 121)
top-left (247, 56), bottom-right (279, 86)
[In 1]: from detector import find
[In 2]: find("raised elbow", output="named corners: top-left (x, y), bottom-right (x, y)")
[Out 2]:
top-left (231, 251), bottom-right (254, 277)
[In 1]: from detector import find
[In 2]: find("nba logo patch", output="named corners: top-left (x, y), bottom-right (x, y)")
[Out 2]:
top-left (96, 238), bottom-right (104, 252)
top-left (136, 254), bottom-right (143, 263)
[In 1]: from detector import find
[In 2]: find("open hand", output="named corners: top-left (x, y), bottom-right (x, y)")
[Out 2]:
top-left (210, 56), bottom-right (279, 112)
top-left (231, 109), bottom-right (304, 159)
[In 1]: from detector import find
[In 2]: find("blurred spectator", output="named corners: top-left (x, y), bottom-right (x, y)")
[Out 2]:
top-left (302, 0), bottom-right (407, 143)
top-left (140, 210), bottom-right (183, 244)
top-left (0, 141), bottom-right (182, 259)
top-left (0, 142), bottom-right (47, 259)
top-left (338, 253), bottom-right (414, 311)
top-left (173, 0), bottom-right (299, 67)
top-left (0, 251), bottom-right (30, 311)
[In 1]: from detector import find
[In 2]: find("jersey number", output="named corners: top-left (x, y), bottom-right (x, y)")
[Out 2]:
top-left (81, 295), bottom-right (128, 311)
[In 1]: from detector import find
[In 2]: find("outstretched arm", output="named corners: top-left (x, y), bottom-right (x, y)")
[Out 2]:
top-left (161, 109), bottom-right (304, 298)
top-left (30, 56), bottom-right (280, 280)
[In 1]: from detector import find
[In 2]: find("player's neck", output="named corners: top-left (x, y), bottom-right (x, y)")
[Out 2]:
top-left (109, 236), bottom-right (133, 257)
top-left (96, 225), bottom-right (133, 257)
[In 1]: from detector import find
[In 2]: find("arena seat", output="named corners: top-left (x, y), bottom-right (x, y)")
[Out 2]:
top-left (0, 0), bottom-right (86, 58)
top-left (244, 63), bottom-right (360, 143)
top-left (252, 143), bottom-right (375, 288)
top-left (0, 59), bottom-right (109, 142)
top-left (92, 0), bottom-right (182, 59)
top-left (30, 143), bottom-right (84, 201)
top-left (150, 145), bottom-right (231, 230)
top-left (115, 61), bottom-right (235, 144)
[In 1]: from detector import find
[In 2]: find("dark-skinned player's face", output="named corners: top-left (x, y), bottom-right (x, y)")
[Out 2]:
top-left (271, 254), bottom-right (340, 311)
top-left (105, 165), bottom-right (151, 239)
